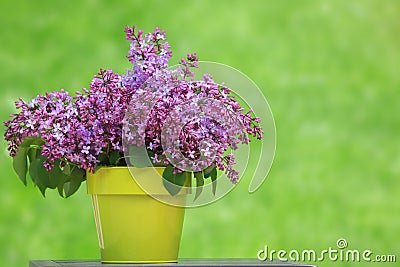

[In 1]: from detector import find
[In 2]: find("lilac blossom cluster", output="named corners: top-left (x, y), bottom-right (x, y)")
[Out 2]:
top-left (4, 25), bottom-right (263, 190)
top-left (122, 31), bottom-right (263, 183)
top-left (122, 26), bottom-right (172, 92)
top-left (4, 90), bottom-right (92, 170)
top-left (123, 56), bottom-right (263, 183)
top-left (75, 69), bottom-right (130, 171)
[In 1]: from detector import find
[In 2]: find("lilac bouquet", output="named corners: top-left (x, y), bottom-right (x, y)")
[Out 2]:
top-left (4, 25), bottom-right (263, 197)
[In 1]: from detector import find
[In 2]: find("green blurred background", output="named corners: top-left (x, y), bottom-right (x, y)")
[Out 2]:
top-left (1, 1), bottom-right (399, 266)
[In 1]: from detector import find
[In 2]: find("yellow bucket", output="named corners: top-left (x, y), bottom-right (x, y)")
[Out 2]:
top-left (87, 167), bottom-right (187, 263)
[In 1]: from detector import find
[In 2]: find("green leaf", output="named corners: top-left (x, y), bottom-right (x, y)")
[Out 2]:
top-left (162, 165), bottom-right (187, 196)
top-left (147, 150), bottom-right (155, 159)
top-left (27, 147), bottom-right (38, 163)
top-left (98, 153), bottom-right (109, 165)
top-left (57, 178), bottom-right (66, 198)
top-left (62, 164), bottom-right (72, 175)
top-left (28, 156), bottom-right (49, 197)
top-left (94, 165), bottom-right (102, 173)
top-left (71, 167), bottom-right (85, 178)
top-left (194, 171), bottom-right (204, 201)
top-left (203, 165), bottom-right (215, 178)
top-left (19, 136), bottom-right (44, 148)
top-left (128, 146), bottom-right (152, 167)
top-left (63, 182), bottom-right (77, 198)
top-left (109, 150), bottom-right (120, 166)
top-left (63, 167), bottom-right (85, 197)
top-left (34, 158), bottom-right (65, 190)
top-left (28, 158), bottom-right (38, 183)
top-left (46, 160), bottom-right (64, 189)
top-left (57, 165), bottom-right (69, 198)
top-left (28, 156), bottom-right (79, 197)
top-left (210, 168), bottom-right (217, 195)
top-left (12, 147), bottom-right (28, 185)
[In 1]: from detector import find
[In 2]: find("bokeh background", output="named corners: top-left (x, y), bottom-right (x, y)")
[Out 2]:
top-left (1, 1), bottom-right (399, 266)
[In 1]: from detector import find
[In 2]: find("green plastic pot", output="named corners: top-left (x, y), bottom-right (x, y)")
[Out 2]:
top-left (87, 167), bottom-right (188, 263)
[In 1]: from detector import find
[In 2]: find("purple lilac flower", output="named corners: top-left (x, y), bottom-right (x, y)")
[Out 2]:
top-left (4, 25), bottom-right (263, 185)
top-left (74, 69), bottom-right (126, 170)
top-left (123, 51), bottom-right (263, 183)
top-left (122, 25), bottom-right (172, 92)
top-left (4, 90), bottom-right (90, 170)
